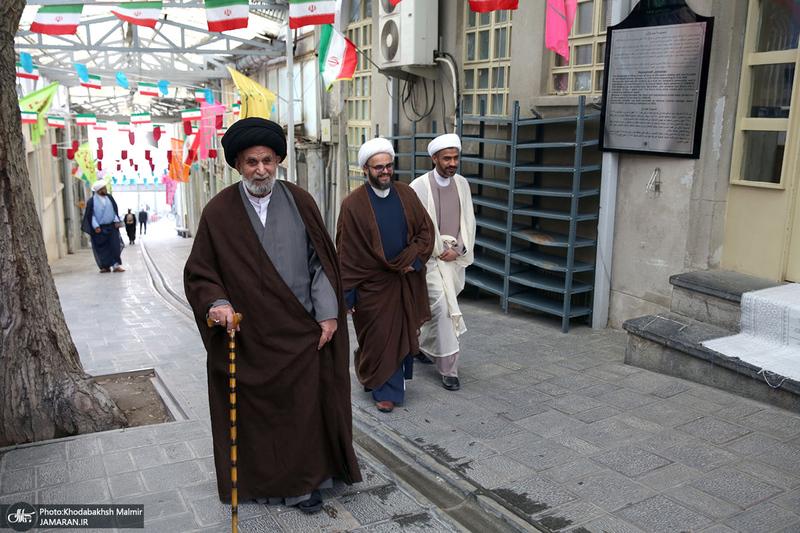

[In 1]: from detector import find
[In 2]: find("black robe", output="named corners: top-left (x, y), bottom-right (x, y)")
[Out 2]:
top-left (184, 181), bottom-right (361, 501)
top-left (81, 195), bottom-right (123, 269)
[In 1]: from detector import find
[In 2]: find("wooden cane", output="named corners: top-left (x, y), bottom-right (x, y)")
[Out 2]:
top-left (207, 312), bottom-right (243, 533)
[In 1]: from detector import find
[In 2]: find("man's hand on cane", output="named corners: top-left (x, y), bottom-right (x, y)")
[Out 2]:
top-left (209, 304), bottom-right (241, 332)
top-left (318, 318), bottom-right (337, 350)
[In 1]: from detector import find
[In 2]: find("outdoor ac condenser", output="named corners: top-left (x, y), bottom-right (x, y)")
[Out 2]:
top-left (377, 0), bottom-right (438, 71)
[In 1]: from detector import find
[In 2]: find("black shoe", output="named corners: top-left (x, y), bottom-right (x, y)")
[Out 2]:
top-left (442, 376), bottom-right (460, 391)
top-left (297, 490), bottom-right (324, 514)
top-left (415, 353), bottom-right (434, 365)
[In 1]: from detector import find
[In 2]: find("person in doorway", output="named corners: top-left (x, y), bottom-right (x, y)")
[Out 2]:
top-left (138, 207), bottom-right (148, 234)
top-left (336, 137), bottom-right (434, 414)
top-left (410, 134), bottom-right (476, 391)
top-left (184, 117), bottom-right (361, 512)
top-left (123, 208), bottom-right (137, 244)
top-left (80, 177), bottom-right (125, 273)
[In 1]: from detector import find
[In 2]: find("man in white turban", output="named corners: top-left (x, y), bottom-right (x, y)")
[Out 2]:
top-left (337, 137), bottom-right (434, 413)
top-left (81, 174), bottom-right (125, 272)
top-left (410, 133), bottom-right (475, 391)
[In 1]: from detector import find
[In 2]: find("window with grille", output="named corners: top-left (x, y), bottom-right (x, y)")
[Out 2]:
top-left (550, 0), bottom-right (609, 95)
top-left (462, 7), bottom-right (513, 116)
top-left (730, 0), bottom-right (799, 186)
top-left (346, 1), bottom-right (373, 187)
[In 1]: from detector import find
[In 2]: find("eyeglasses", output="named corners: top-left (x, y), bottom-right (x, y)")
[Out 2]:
top-left (367, 163), bottom-right (394, 173)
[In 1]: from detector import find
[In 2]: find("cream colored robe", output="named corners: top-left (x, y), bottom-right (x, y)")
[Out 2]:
top-left (410, 171), bottom-right (476, 357)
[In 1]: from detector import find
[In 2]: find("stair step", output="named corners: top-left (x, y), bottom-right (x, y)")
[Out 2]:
top-left (623, 312), bottom-right (800, 414)
top-left (669, 270), bottom-right (785, 331)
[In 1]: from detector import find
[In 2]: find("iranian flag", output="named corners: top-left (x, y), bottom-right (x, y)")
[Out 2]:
top-left (319, 25), bottom-right (357, 92)
top-left (72, 166), bottom-right (86, 182)
top-left (182, 108), bottom-right (202, 121)
top-left (76, 113), bottom-right (97, 126)
top-left (290, 0), bottom-right (336, 29)
top-left (206, 0), bottom-right (249, 32)
top-left (132, 113), bottom-right (151, 124)
top-left (47, 116), bottom-right (66, 128)
top-left (138, 82), bottom-right (160, 97)
top-left (81, 75), bottom-right (102, 90)
top-left (93, 120), bottom-right (109, 131)
top-left (21, 111), bottom-right (38, 124)
top-left (118, 122), bottom-right (131, 132)
top-left (232, 103), bottom-right (240, 115)
top-left (217, 126), bottom-right (227, 136)
top-left (111, 2), bottom-right (162, 28)
top-left (16, 62), bottom-right (39, 80)
top-left (467, 0), bottom-right (519, 12)
top-left (30, 4), bottom-right (83, 35)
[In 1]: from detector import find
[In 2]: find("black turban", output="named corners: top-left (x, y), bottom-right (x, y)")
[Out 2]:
top-left (221, 117), bottom-right (287, 169)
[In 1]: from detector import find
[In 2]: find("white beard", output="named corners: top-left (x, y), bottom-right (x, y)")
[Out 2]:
top-left (243, 172), bottom-right (274, 197)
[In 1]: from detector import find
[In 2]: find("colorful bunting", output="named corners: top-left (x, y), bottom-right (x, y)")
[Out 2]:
top-left (116, 72), bottom-right (129, 88)
top-left (16, 62), bottom-right (39, 80)
top-left (21, 111), bottom-right (38, 124)
top-left (289, 0), bottom-right (336, 29)
top-left (81, 74), bottom-right (102, 90)
top-left (47, 116), bottom-right (66, 128)
top-left (118, 122), bottom-right (131, 132)
top-left (181, 108), bottom-right (202, 121)
top-left (319, 25), bottom-right (358, 91)
top-left (76, 113), bottom-right (97, 126)
top-left (93, 120), bottom-right (108, 131)
top-left (132, 113), bottom-right (151, 124)
top-left (468, 0), bottom-right (519, 12)
top-left (206, 0), bottom-right (249, 32)
top-left (111, 1), bottom-right (162, 28)
top-left (138, 82), bottom-right (160, 97)
top-left (30, 4), bottom-right (83, 35)
top-left (18, 82), bottom-right (59, 145)
top-left (546, 0), bottom-right (577, 61)
top-left (226, 68), bottom-right (275, 119)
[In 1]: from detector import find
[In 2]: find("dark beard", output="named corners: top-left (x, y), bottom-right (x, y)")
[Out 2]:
top-left (367, 173), bottom-right (392, 190)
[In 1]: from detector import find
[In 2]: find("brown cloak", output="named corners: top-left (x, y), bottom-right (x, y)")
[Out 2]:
top-left (336, 182), bottom-right (434, 389)
top-left (184, 181), bottom-right (361, 501)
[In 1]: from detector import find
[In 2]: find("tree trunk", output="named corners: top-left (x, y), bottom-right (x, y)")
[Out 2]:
top-left (0, 0), bottom-right (125, 446)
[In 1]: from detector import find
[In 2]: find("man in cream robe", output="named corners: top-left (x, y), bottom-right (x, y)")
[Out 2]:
top-left (410, 133), bottom-right (476, 391)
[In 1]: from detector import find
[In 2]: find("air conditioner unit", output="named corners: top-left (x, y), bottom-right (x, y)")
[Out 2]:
top-left (377, 0), bottom-right (438, 73)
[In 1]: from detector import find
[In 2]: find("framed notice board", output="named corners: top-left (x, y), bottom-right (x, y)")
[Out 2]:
top-left (599, 0), bottom-right (714, 158)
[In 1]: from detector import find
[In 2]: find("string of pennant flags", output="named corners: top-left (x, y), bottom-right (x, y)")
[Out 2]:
top-left (25, 0), bottom-right (518, 37)
top-left (18, 0), bottom-right (520, 185)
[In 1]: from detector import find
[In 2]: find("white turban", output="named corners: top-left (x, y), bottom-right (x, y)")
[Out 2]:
top-left (91, 179), bottom-right (107, 192)
top-left (428, 133), bottom-right (461, 157)
top-left (358, 137), bottom-right (395, 168)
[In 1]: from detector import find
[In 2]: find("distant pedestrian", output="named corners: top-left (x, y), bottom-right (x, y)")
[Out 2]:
top-left (123, 209), bottom-right (137, 244)
top-left (138, 207), bottom-right (147, 234)
top-left (410, 134), bottom-right (476, 391)
top-left (336, 137), bottom-right (434, 414)
top-left (81, 178), bottom-right (125, 273)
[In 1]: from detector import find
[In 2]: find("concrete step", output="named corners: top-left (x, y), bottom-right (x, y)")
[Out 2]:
top-left (669, 270), bottom-right (783, 331)
top-left (623, 312), bottom-right (800, 414)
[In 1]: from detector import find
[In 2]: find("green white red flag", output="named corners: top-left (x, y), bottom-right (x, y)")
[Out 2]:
top-left (319, 24), bottom-right (357, 92)
top-left (21, 111), bottom-right (38, 124)
top-left (182, 109), bottom-right (202, 121)
top-left (47, 116), bottom-right (66, 128)
top-left (138, 82), bottom-right (160, 97)
top-left (290, 0), bottom-right (336, 29)
top-left (76, 114), bottom-right (97, 126)
top-left (81, 75), bottom-right (102, 90)
top-left (16, 62), bottom-right (39, 80)
top-left (468, 0), bottom-right (519, 12)
top-left (111, 2), bottom-right (162, 28)
top-left (132, 113), bottom-right (151, 124)
top-left (206, 0), bottom-right (249, 32)
top-left (30, 4), bottom-right (83, 35)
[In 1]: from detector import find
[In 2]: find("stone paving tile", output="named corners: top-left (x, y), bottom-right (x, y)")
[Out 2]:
top-left (565, 470), bottom-right (656, 512)
top-left (676, 416), bottom-right (752, 444)
top-left (752, 442), bottom-right (800, 477)
top-left (590, 445), bottom-right (672, 478)
top-left (531, 499), bottom-right (606, 532)
top-left (615, 494), bottom-right (714, 533)
top-left (723, 502), bottom-right (800, 533)
top-left (567, 514), bottom-right (646, 533)
top-left (732, 460), bottom-right (800, 491)
top-left (494, 474), bottom-right (578, 516)
top-left (690, 469), bottom-right (784, 509)
top-left (659, 440), bottom-right (741, 473)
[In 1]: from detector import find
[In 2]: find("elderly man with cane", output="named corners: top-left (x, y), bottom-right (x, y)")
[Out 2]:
top-left (184, 117), bottom-right (361, 513)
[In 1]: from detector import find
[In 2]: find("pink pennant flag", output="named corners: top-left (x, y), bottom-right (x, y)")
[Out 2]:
top-left (197, 101), bottom-right (226, 160)
top-left (545, 0), bottom-right (577, 61)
